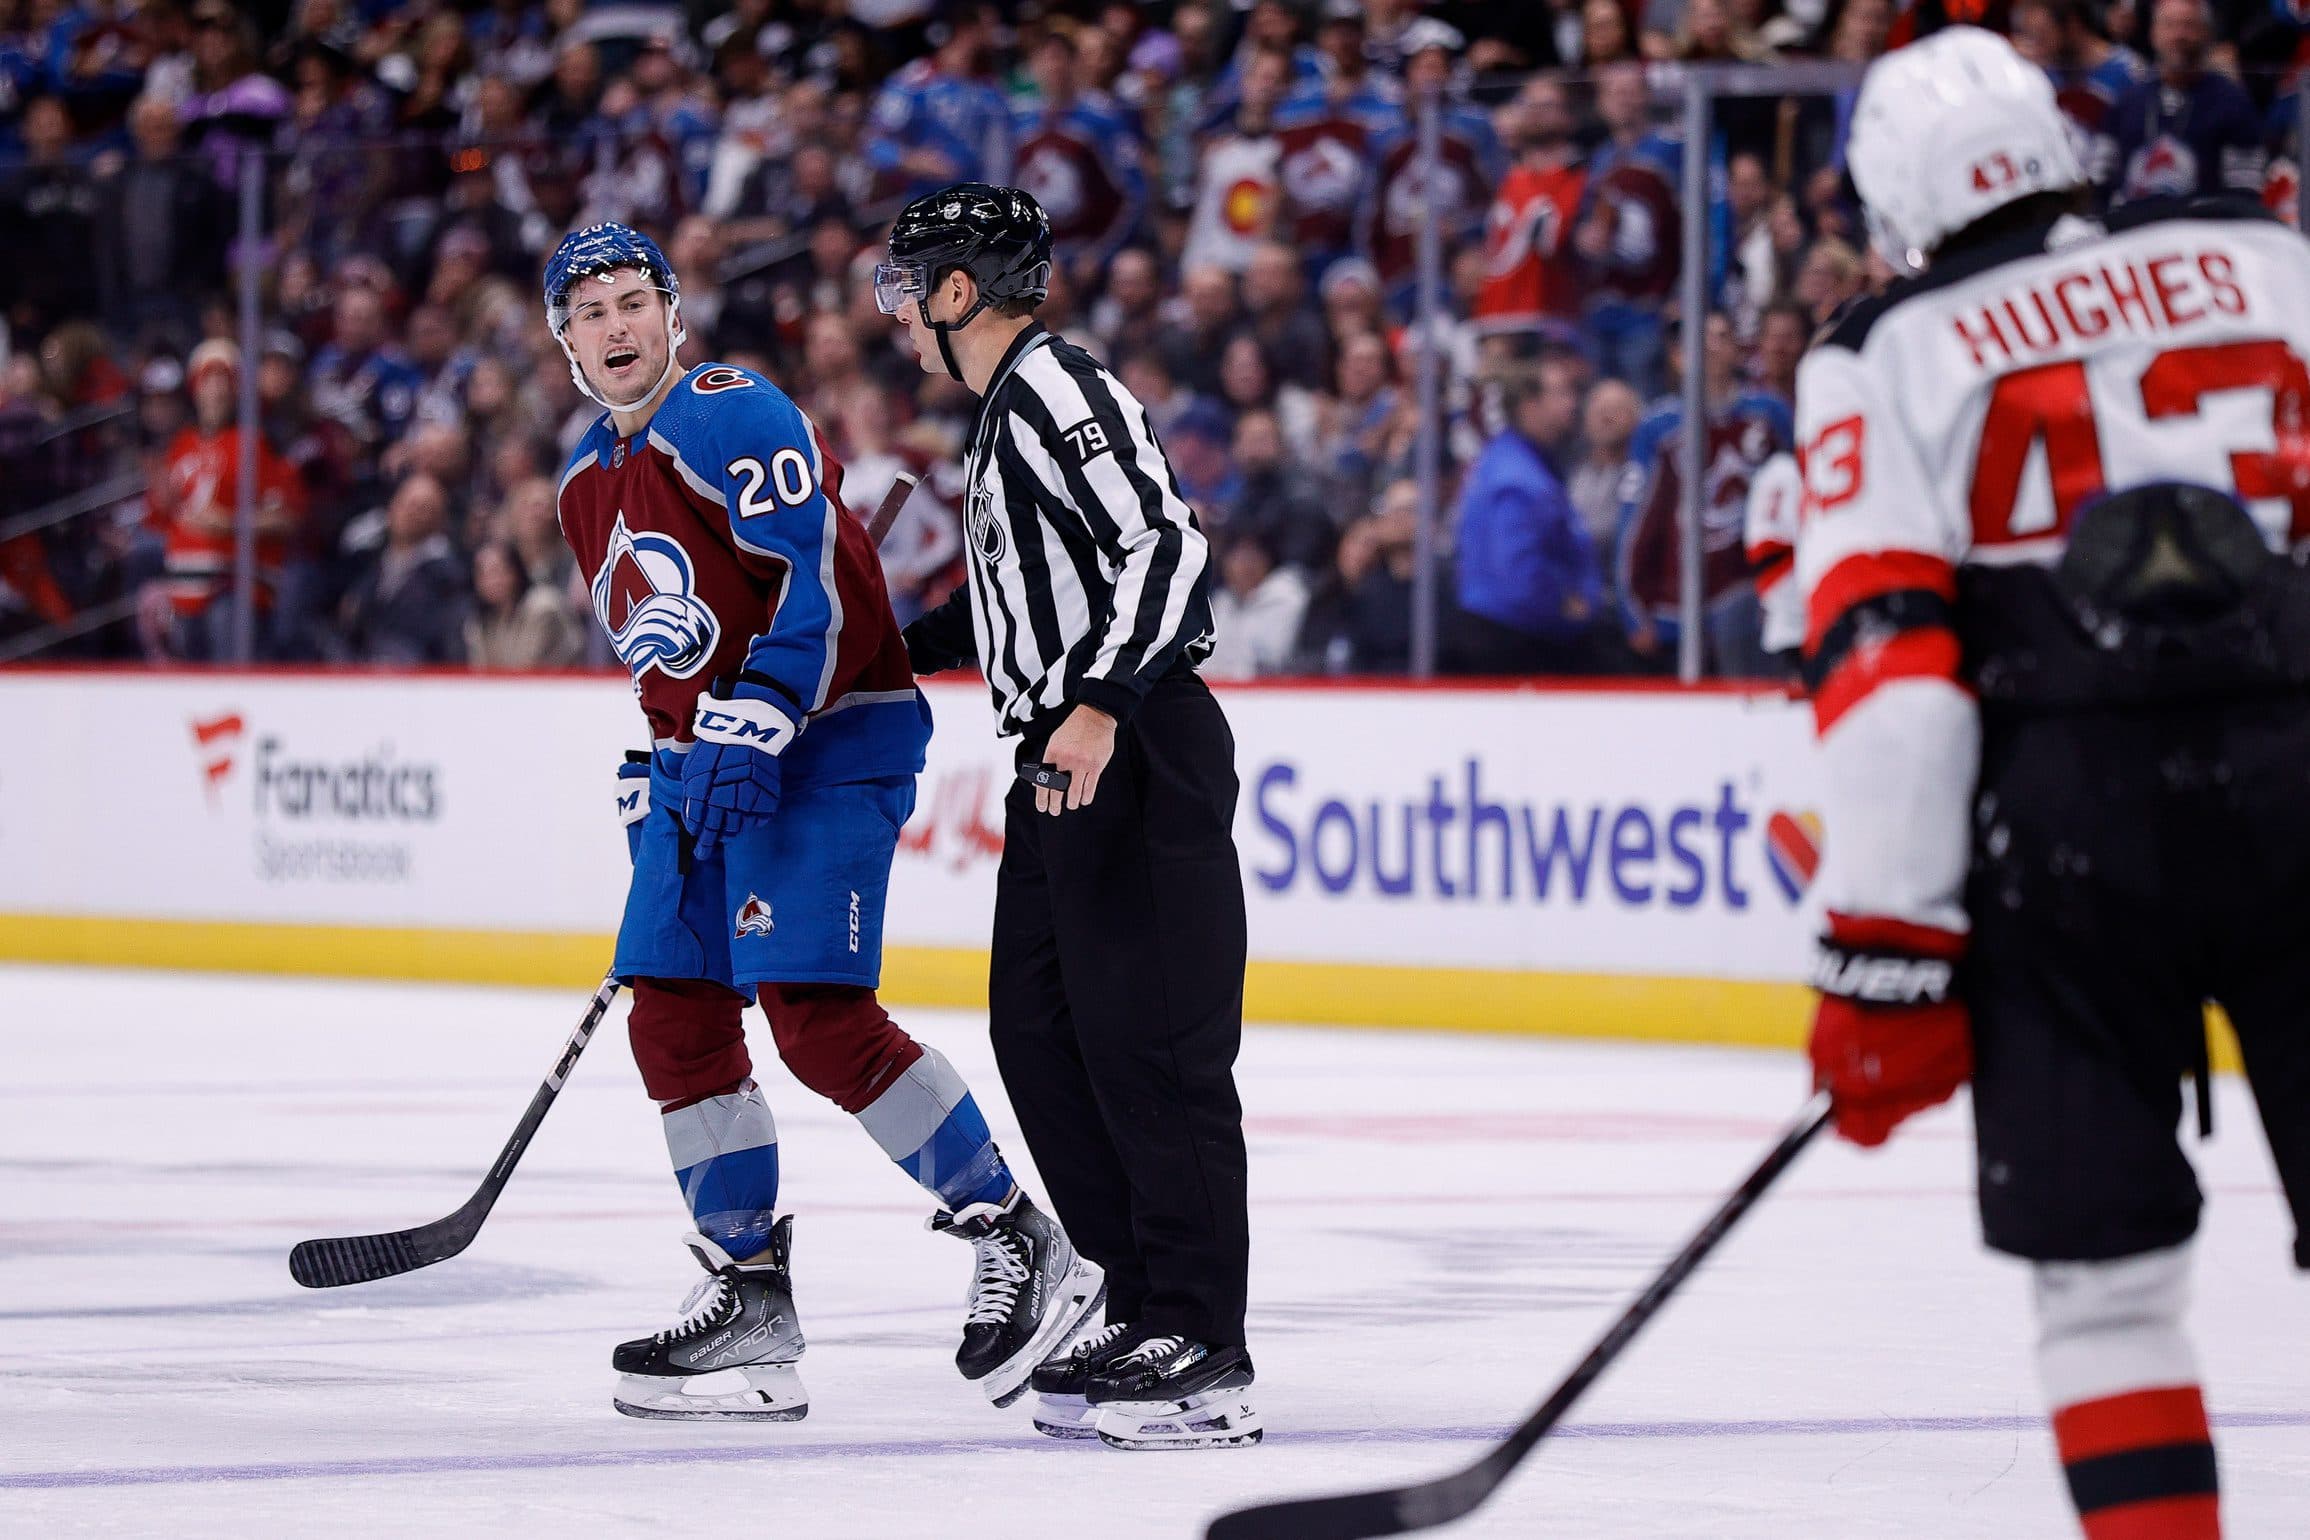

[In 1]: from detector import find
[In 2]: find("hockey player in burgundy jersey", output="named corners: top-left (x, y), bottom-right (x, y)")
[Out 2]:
top-left (544, 224), bottom-right (1100, 1421)
top-left (1801, 30), bottom-right (2310, 1538)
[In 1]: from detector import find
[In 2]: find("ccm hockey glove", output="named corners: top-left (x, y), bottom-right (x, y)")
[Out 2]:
top-left (1807, 916), bottom-right (1971, 1148)
top-left (681, 675), bottom-right (797, 860)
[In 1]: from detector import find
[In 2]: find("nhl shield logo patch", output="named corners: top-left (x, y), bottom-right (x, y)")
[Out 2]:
top-left (735, 894), bottom-right (775, 938)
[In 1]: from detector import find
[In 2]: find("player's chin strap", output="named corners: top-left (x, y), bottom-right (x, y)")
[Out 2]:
top-left (558, 298), bottom-right (689, 410)
top-left (917, 293), bottom-right (990, 384)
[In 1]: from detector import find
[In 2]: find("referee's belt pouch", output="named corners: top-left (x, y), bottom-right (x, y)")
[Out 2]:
top-left (1964, 480), bottom-right (2310, 710)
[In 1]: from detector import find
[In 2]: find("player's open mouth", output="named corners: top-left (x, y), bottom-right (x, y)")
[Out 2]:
top-left (605, 348), bottom-right (640, 373)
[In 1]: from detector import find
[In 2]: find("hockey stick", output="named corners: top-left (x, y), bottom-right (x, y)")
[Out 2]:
top-left (1205, 1089), bottom-right (1835, 1540)
top-left (288, 974), bottom-right (622, 1288)
top-left (864, 471), bottom-right (919, 546)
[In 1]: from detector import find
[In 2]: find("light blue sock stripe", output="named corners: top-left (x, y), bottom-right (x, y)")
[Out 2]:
top-left (678, 1142), bottom-right (781, 1257)
top-left (855, 1046), bottom-right (971, 1161)
top-left (899, 1095), bottom-right (1014, 1210)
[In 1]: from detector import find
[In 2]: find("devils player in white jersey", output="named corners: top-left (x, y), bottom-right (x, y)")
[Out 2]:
top-left (542, 224), bottom-right (1100, 1422)
top-left (1798, 30), bottom-right (2310, 1539)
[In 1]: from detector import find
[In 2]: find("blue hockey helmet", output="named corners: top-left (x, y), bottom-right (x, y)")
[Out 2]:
top-left (542, 223), bottom-right (687, 407)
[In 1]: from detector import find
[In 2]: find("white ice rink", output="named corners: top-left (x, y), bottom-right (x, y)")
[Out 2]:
top-left (2, 966), bottom-right (2305, 1539)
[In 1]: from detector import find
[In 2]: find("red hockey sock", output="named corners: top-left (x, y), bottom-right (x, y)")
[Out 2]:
top-left (2051, 1386), bottom-right (2219, 1539)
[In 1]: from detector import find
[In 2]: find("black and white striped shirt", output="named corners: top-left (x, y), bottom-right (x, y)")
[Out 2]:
top-left (903, 323), bottom-right (1214, 738)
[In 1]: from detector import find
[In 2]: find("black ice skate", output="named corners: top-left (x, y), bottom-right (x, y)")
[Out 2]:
top-left (929, 1189), bottom-right (1104, 1408)
top-left (611, 1219), bottom-right (807, 1421)
top-left (1086, 1334), bottom-right (1262, 1450)
top-left (1026, 1319), bottom-right (1140, 1439)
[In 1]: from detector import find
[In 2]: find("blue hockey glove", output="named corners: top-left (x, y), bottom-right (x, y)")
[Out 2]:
top-left (615, 751), bottom-right (651, 865)
top-left (682, 675), bottom-right (798, 859)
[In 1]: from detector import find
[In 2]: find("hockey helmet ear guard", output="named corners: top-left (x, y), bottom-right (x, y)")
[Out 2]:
top-left (544, 222), bottom-right (687, 408)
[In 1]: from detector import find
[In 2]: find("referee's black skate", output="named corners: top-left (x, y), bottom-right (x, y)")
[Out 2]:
top-left (1026, 1319), bottom-right (1140, 1439)
top-left (611, 1218), bottom-right (807, 1421)
top-left (1086, 1334), bottom-right (1261, 1450)
top-left (929, 1189), bottom-right (1104, 1408)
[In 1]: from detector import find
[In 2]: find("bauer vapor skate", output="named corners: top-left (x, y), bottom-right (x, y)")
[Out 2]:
top-left (1087, 1334), bottom-right (1262, 1450)
top-left (929, 1189), bottom-right (1104, 1407)
top-left (1026, 1318), bottom-right (1140, 1439)
top-left (611, 1218), bottom-right (807, 1420)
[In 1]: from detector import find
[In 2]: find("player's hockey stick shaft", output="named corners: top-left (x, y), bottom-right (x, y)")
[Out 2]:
top-left (288, 974), bottom-right (622, 1288)
top-left (865, 471), bottom-right (919, 546)
top-left (1206, 1089), bottom-right (1835, 1540)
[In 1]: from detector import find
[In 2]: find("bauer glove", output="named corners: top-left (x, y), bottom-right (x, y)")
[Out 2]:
top-left (681, 674), bottom-right (797, 860)
top-left (1806, 916), bottom-right (1971, 1147)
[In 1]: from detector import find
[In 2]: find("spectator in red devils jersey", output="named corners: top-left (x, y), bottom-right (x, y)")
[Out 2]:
top-left (1011, 29), bottom-right (1148, 291)
top-left (1476, 76), bottom-right (1589, 354)
top-left (137, 340), bottom-right (308, 661)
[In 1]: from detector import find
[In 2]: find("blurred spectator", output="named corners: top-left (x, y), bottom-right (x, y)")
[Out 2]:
top-left (1271, 10), bottom-right (1400, 276)
top-left (1012, 27), bottom-right (1148, 289)
top-left (1568, 376), bottom-right (1644, 558)
top-left (1118, 348), bottom-right (1197, 442)
top-left (465, 539), bottom-right (584, 669)
top-left (1574, 0), bottom-right (1645, 65)
top-left (1295, 478), bottom-right (1435, 674)
top-left (1793, 236), bottom-right (1865, 329)
top-left (1451, 356), bottom-right (1607, 675)
top-left (500, 474), bottom-right (576, 596)
top-left (1722, 151), bottom-right (1777, 334)
top-left (1221, 407), bottom-right (1335, 571)
top-left (1217, 333), bottom-right (1320, 466)
top-left (1615, 311), bottom-right (1793, 677)
top-left (137, 339), bottom-right (306, 660)
top-left (1, 95), bottom-right (103, 340)
top-left (1313, 330), bottom-right (1399, 513)
top-left (2011, 0), bottom-right (2151, 189)
top-left (307, 282), bottom-right (423, 502)
top-left (181, 0), bottom-right (290, 193)
top-left (2106, 0), bottom-right (2264, 204)
top-left (1085, 247), bottom-right (1166, 362)
top-left (1182, 43), bottom-right (1288, 274)
top-left (866, 2), bottom-right (1012, 196)
top-left (1366, 22), bottom-right (1503, 308)
top-left (93, 92), bottom-right (232, 353)
top-left (1319, 257), bottom-right (1386, 344)
top-left (1205, 529), bottom-right (1310, 679)
top-left (1475, 75), bottom-right (1588, 352)
top-left (1241, 241), bottom-right (1331, 392)
top-left (1576, 62), bottom-right (1680, 394)
top-left (1751, 300), bottom-right (1810, 407)
top-left (1156, 263), bottom-right (1242, 398)
top-left (1166, 396), bottom-right (1241, 516)
top-left (336, 472), bottom-right (468, 663)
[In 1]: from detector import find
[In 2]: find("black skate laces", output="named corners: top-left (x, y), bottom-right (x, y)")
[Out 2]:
top-left (963, 1226), bottom-right (1032, 1327)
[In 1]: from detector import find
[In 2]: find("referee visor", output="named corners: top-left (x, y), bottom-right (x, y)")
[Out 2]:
top-left (873, 261), bottom-right (932, 316)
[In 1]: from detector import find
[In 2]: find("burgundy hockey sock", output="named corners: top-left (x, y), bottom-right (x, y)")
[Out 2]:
top-left (2051, 1386), bottom-right (2219, 1540)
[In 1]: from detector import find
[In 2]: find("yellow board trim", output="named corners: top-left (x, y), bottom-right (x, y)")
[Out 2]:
top-left (0, 913), bottom-right (2241, 1072)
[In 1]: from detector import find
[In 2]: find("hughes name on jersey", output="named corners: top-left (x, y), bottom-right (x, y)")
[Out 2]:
top-left (1793, 198), bottom-right (2310, 949)
top-left (558, 363), bottom-right (930, 786)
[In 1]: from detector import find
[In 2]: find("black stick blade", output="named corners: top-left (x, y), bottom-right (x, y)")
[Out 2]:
top-left (1207, 1491), bottom-right (1410, 1540)
top-left (289, 1230), bottom-right (427, 1288)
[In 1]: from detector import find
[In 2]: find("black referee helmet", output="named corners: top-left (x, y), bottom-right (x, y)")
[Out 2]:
top-left (876, 183), bottom-right (1053, 380)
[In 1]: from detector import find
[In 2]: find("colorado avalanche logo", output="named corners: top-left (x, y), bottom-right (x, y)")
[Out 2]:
top-left (591, 513), bottom-right (721, 679)
top-left (735, 894), bottom-right (775, 938)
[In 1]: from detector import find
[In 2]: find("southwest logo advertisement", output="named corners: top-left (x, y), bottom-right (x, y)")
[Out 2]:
top-left (1764, 810), bottom-right (1824, 905)
top-left (592, 513), bottom-right (721, 679)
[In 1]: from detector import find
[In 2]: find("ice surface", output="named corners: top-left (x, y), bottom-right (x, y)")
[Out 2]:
top-left (2, 966), bottom-right (2304, 1538)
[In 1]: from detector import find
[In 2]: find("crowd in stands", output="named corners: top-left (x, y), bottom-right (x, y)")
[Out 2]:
top-left (1, 0), bottom-right (2305, 676)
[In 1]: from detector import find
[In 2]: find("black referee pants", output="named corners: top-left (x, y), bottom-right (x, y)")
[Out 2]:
top-left (988, 674), bottom-right (1251, 1346)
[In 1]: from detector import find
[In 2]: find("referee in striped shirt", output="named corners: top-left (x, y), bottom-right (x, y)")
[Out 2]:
top-left (876, 185), bottom-right (1257, 1446)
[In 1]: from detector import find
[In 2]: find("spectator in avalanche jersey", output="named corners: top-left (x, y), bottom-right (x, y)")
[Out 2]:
top-left (306, 284), bottom-right (425, 504)
top-left (1271, 10), bottom-right (1404, 279)
top-left (1011, 29), bottom-right (1147, 291)
top-left (865, 3), bottom-right (1013, 198)
top-left (1365, 21), bottom-right (1504, 314)
top-left (1573, 61), bottom-right (1681, 396)
top-left (2009, 0), bottom-right (2152, 188)
top-left (138, 340), bottom-right (307, 661)
top-left (2105, 0), bottom-right (2265, 205)
top-left (1614, 310), bottom-right (1791, 677)
top-left (1475, 75), bottom-right (1588, 355)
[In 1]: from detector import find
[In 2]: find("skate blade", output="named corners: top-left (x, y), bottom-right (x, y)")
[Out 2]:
top-left (612, 1365), bottom-right (807, 1422)
top-left (979, 1260), bottom-right (1106, 1408)
top-left (1031, 1392), bottom-right (1102, 1440)
top-left (1095, 1396), bottom-right (1263, 1451)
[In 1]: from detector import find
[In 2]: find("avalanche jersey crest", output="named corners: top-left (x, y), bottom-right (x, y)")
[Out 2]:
top-left (591, 512), bottom-right (722, 679)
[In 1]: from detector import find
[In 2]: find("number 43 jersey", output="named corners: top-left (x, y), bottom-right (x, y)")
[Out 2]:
top-left (1791, 197), bottom-right (2310, 951)
top-left (556, 363), bottom-right (930, 788)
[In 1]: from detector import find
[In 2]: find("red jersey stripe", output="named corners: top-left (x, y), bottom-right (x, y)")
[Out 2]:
top-left (1811, 625), bottom-right (1964, 735)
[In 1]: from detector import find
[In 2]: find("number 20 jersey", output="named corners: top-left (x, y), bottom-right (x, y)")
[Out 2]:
top-left (555, 363), bottom-right (929, 788)
top-left (1791, 198), bottom-right (2310, 952)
